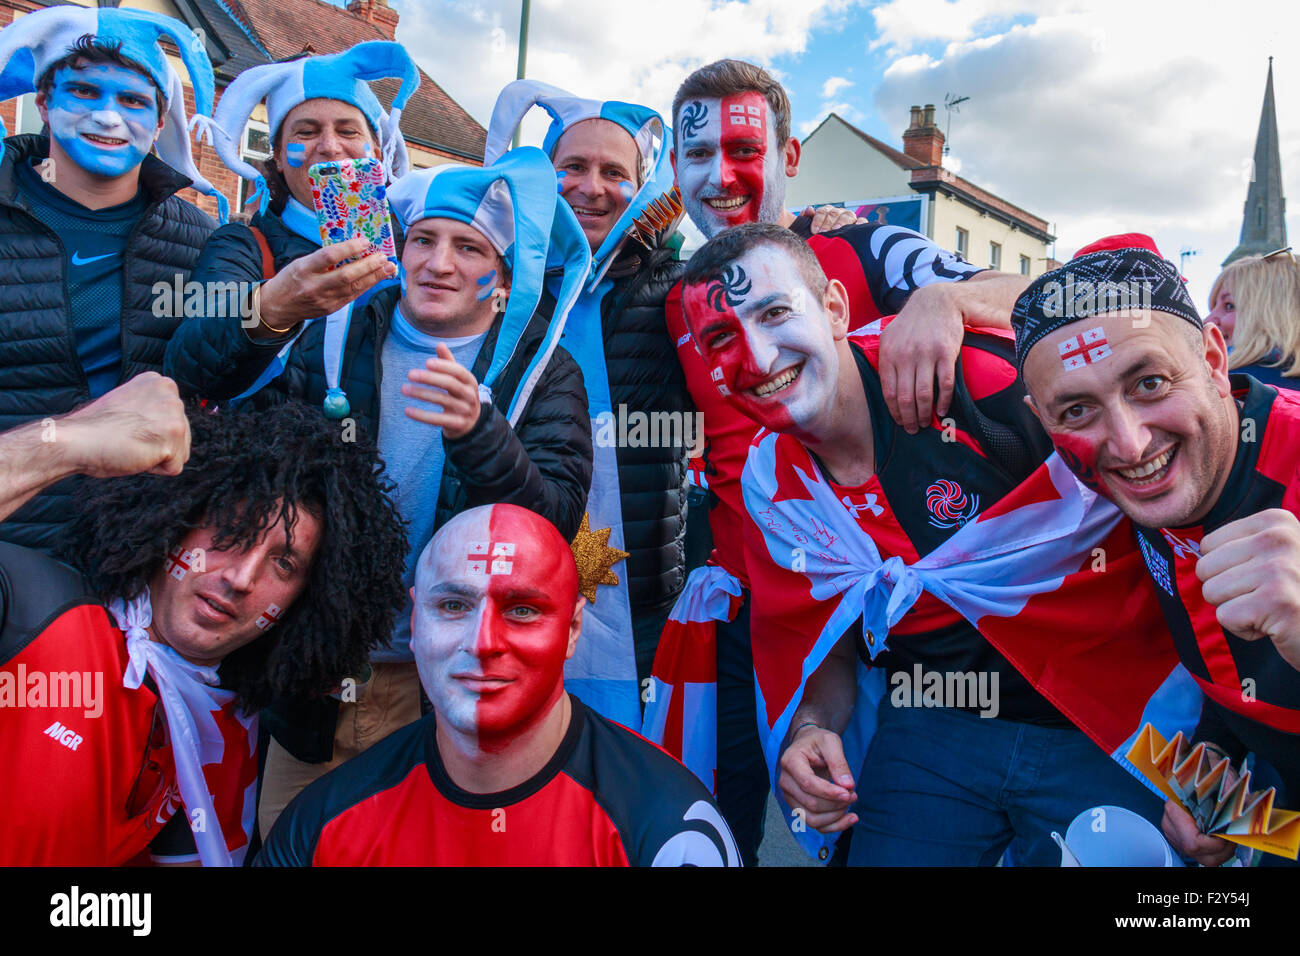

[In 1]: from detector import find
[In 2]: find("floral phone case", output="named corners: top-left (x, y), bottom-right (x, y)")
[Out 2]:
top-left (307, 157), bottom-right (396, 260)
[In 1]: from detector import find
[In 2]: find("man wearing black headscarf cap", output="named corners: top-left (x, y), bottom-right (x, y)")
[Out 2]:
top-left (1015, 236), bottom-right (1300, 866)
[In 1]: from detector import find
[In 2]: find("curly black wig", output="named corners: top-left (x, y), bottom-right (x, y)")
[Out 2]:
top-left (60, 400), bottom-right (409, 712)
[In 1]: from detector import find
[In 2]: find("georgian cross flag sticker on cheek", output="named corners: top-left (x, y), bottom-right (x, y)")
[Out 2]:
top-left (255, 604), bottom-right (282, 630)
top-left (466, 541), bottom-right (516, 575)
top-left (165, 546), bottom-right (195, 580)
top-left (1059, 326), bottom-right (1112, 370)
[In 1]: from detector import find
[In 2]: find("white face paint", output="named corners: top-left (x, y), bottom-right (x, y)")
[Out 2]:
top-left (683, 243), bottom-right (840, 436)
top-left (674, 93), bottom-right (788, 238)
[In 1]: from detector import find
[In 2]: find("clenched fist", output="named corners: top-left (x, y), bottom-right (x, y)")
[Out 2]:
top-left (1198, 509), bottom-right (1300, 672)
top-left (61, 372), bottom-right (191, 478)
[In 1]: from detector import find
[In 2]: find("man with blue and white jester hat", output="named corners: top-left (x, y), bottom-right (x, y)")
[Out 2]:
top-left (0, 4), bottom-right (223, 555)
top-left (166, 40), bottom-right (422, 418)
top-left (168, 142), bottom-right (595, 832)
top-left (485, 80), bottom-right (696, 726)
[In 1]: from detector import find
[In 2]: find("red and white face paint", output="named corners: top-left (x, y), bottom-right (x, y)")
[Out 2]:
top-left (412, 505), bottom-right (581, 752)
top-left (675, 92), bottom-right (786, 238)
top-left (682, 244), bottom-right (839, 435)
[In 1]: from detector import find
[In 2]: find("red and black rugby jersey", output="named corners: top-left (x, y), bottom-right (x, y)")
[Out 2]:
top-left (1133, 375), bottom-right (1300, 792)
top-left (667, 221), bottom-right (984, 584)
top-left (788, 333), bottom-right (1067, 724)
top-left (0, 542), bottom-right (177, 865)
top-left (255, 695), bottom-right (740, 866)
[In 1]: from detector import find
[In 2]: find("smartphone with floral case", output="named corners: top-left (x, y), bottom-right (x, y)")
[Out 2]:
top-left (307, 157), bottom-right (396, 261)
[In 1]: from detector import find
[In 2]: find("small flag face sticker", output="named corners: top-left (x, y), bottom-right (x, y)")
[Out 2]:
top-left (1059, 326), bottom-right (1112, 370)
top-left (255, 604), bottom-right (282, 630)
top-left (728, 101), bottom-right (764, 128)
top-left (466, 542), bottom-right (516, 575)
top-left (165, 547), bottom-right (193, 580)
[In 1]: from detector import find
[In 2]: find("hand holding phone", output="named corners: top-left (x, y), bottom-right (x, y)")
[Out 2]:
top-left (308, 158), bottom-right (397, 261)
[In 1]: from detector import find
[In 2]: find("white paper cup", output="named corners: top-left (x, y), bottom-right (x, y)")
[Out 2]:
top-left (1062, 805), bottom-right (1178, 867)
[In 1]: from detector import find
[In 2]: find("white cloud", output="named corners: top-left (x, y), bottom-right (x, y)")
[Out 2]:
top-left (868, 0), bottom-right (1299, 305)
top-left (869, 0), bottom-right (1038, 52)
top-left (821, 75), bottom-right (853, 98)
top-left (394, 0), bottom-right (861, 133)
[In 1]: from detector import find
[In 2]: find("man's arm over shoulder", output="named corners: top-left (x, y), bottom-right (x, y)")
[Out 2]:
top-left (163, 223), bottom-right (296, 401)
top-left (446, 346), bottom-right (593, 540)
top-left (811, 222), bottom-right (985, 316)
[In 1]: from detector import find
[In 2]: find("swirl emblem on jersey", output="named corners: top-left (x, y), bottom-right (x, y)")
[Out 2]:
top-left (681, 100), bottom-right (708, 137)
top-left (925, 478), bottom-right (980, 529)
top-left (705, 264), bottom-right (752, 312)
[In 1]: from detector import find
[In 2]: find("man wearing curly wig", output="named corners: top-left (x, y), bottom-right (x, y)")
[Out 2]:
top-left (0, 377), bottom-right (407, 865)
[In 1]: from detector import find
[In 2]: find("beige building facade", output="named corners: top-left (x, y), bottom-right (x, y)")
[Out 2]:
top-left (790, 109), bottom-right (1057, 277)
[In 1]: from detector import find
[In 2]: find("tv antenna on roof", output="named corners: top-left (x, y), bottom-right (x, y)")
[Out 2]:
top-left (943, 93), bottom-right (970, 156)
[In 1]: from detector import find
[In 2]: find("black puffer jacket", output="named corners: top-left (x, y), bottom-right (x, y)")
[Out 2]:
top-left (0, 135), bottom-right (215, 554)
top-left (164, 213), bottom-right (594, 541)
top-left (600, 245), bottom-right (691, 623)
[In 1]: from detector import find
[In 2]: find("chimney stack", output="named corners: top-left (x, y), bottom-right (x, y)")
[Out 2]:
top-left (347, 0), bottom-right (400, 40)
top-left (902, 102), bottom-right (945, 167)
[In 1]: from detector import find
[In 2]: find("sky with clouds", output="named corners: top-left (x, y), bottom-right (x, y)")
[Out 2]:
top-left (382, 0), bottom-right (1296, 308)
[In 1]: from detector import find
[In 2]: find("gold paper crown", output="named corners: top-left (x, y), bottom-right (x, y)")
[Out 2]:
top-left (629, 187), bottom-right (684, 249)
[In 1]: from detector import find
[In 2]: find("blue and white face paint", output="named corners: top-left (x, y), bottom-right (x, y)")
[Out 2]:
top-left (45, 64), bottom-right (159, 178)
top-left (284, 142), bottom-right (306, 168)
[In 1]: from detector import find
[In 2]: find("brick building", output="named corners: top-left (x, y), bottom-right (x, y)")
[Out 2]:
top-left (1, 0), bottom-right (486, 219)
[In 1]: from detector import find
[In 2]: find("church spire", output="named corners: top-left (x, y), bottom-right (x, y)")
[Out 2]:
top-left (1225, 58), bottom-right (1287, 265)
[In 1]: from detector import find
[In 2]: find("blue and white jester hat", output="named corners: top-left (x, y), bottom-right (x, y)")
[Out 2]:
top-left (0, 4), bottom-right (227, 220)
top-left (382, 146), bottom-right (592, 426)
top-left (211, 41), bottom-right (419, 214)
top-left (483, 79), bottom-right (676, 288)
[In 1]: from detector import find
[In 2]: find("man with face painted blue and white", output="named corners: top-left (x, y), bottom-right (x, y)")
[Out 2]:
top-left (0, 7), bottom-right (223, 556)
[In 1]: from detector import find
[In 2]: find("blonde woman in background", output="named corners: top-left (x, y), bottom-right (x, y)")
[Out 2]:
top-left (1206, 248), bottom-right (1300, 389)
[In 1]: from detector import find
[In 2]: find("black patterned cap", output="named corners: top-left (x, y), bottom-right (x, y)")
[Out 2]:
top-left (1011, 247), bottom-right (1202, 375)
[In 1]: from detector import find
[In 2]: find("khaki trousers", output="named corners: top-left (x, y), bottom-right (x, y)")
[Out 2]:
top-left (258, 661), bottom-right (422, 838)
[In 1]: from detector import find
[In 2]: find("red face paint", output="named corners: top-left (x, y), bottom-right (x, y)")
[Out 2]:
top-left (682, 268), bottom-right (795, 432)
top-left (715, 92), bottom-right (769, 226)
top-left (1051, 431), bottom-right (1104, 494)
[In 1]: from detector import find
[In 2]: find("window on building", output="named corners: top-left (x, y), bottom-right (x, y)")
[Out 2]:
top-left (237, 121), bottom-right (272, 210)
top-left (955, 227), bottom-right (969, 260)
top-left (989, 241), bottom-right (1001, 270)
top-left (1019, 254), bottom-right (1031, 276)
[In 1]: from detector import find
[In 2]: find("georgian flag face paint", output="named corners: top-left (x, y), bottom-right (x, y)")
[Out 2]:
top-left (45, 65), bottom-right (160, 179)
top-left (682, 244), bottom-right (840, 435)
top-left (412, 505), bottom-right (581, 751)
top-left (675, 92), bottom-right (787, 238)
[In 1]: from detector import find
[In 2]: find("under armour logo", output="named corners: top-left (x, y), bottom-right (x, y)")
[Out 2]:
top-left (1161, 530), bottom-right (1201, 560)
top-left (841, 493), bottom-right (884, 518)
